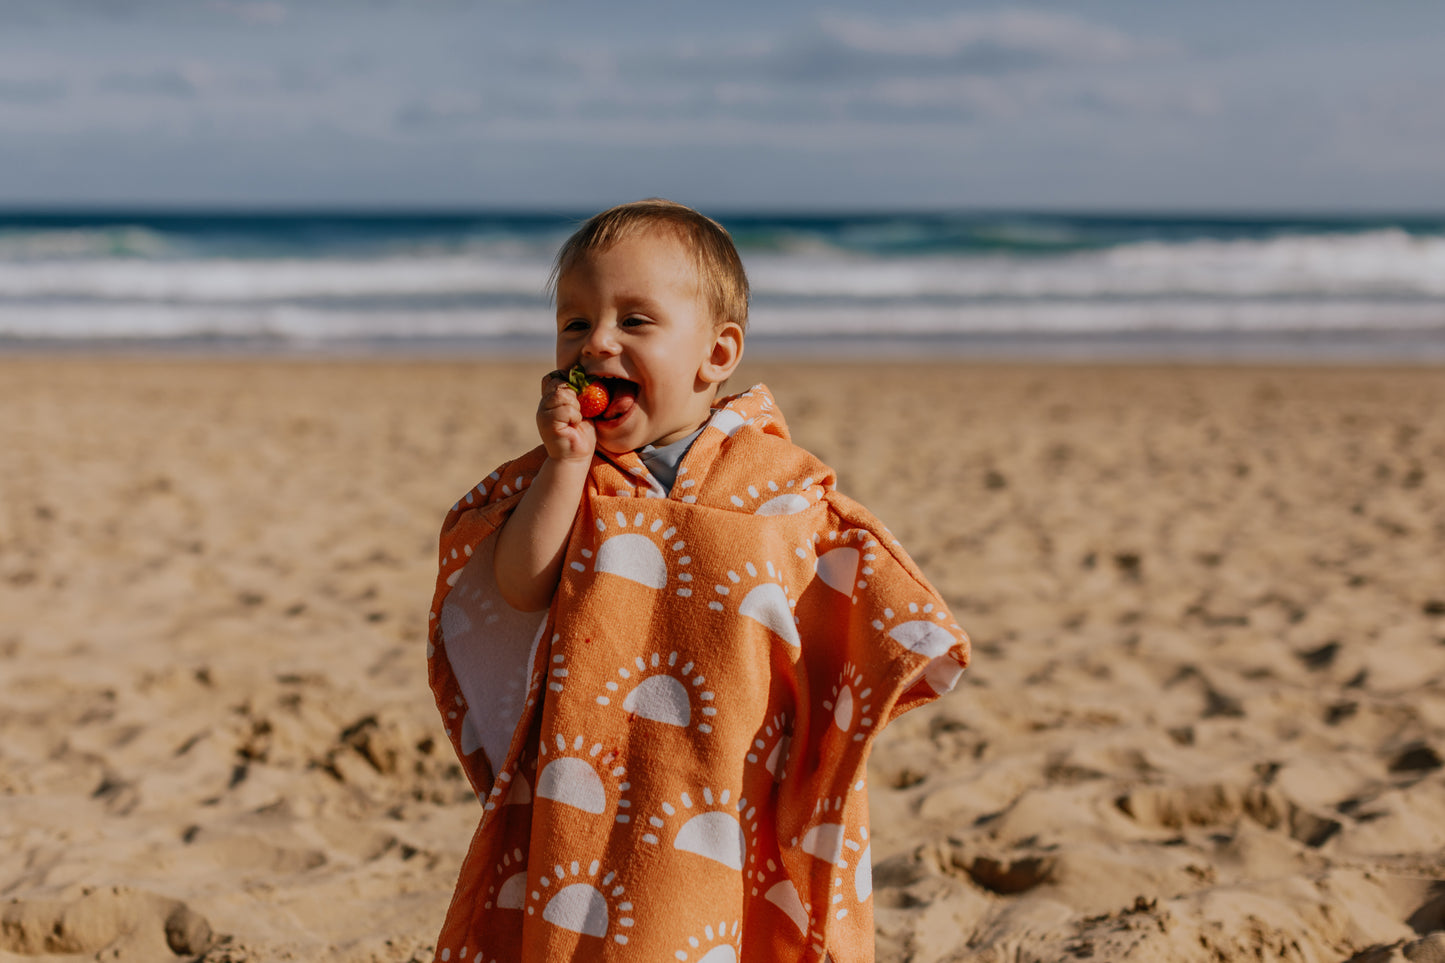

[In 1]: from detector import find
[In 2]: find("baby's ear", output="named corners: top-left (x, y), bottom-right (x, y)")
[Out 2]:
top-left (700, 321), bottom-right (744, 385)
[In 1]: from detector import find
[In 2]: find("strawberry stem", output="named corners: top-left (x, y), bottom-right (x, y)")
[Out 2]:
top-left (566, 364), bottom-right (593, 394)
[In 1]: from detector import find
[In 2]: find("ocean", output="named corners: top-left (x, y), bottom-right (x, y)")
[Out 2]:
top-left (2, 210), bottom-right (1443, 361)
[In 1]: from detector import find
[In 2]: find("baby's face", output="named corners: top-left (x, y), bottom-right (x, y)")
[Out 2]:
top-left (555, 231), bottom-right (728, 454)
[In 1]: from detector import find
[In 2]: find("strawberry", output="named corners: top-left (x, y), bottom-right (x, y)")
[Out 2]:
top-left (566, 365), bottom-right (610, 419)
top-left (578, 382), bottom-right (610, 419)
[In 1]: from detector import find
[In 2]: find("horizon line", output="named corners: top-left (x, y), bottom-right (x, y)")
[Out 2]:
top-left (1, 204), bottom-right (1443, 222)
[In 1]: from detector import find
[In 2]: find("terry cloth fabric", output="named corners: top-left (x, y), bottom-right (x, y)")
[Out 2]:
top-left (427, 384), bottom-right (970, 963)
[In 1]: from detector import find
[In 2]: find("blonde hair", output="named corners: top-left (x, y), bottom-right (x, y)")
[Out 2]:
top-left (549, 199), bottom-right (750, 331)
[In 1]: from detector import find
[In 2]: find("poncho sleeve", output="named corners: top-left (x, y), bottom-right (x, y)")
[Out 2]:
top-left (427, 446), bottom-right (551, 798)
top-left (776, 492), bottom-right (969, 961)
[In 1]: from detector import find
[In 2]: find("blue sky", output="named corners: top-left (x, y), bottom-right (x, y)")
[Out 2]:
top-left (1, 0), bottom-right (1442, 211)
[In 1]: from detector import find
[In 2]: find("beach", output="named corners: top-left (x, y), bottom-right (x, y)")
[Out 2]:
top-left (2, 356), bottom-right (1443, 962)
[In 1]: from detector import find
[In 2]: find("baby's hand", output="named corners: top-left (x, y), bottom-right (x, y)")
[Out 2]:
top-left (537, 370), bottom-right (596, 463)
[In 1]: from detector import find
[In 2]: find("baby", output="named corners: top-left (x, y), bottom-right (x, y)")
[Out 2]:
top-left (426, 199), bottom-right (969, 962)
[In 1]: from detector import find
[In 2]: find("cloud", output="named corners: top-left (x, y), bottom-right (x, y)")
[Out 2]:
top-left (506, 9), bottom-right (1168, 94)
top-left (395, 91), bottom-right (487, 130)
top-left (0, 76), bottom-right (68, 105)
top-left (396, 9), bottom-right (1182, 137)
top-left (207, 1), bottom-right (287, 25)
top-left (753, 10), bottom-right (1171, 85)
top-left (98, 64), bottom-right (213, 98)
top-left (819, 10), bottom-right (1160, 64)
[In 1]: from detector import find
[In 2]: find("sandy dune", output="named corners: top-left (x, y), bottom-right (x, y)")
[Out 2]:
top-left (2, 358), bottom-right (1442, 962)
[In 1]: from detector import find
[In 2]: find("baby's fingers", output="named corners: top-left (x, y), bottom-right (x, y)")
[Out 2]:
top-left (541, 376), bottom-right (577, 408)
top-left (538, 381), bottom-right (583, 431)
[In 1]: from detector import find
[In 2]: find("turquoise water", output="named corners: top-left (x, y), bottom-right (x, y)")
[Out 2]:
top-left (2, 210), bottom-right (1443, 359)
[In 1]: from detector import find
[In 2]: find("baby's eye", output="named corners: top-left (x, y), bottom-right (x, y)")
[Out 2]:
top-left (562, 318), bottom-right (589, 332)
top-left (621, 316), bottom-right (648, 327)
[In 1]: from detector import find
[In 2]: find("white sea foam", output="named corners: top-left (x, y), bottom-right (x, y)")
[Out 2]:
top-left (4, 298), bottom-right (1439, 348)
top-left (0, 255), bottom-right (550, 301)
top-left (1, 228), bottom-right (1443, 351)
top-left (2, 231), bottom-right (1443, 304)
top-left (746, 231), bottom-right (1445, 299)
top-left (0, 304), bottom-right (544, 341)
top-left (754, 300), bottom-right (1445, 334)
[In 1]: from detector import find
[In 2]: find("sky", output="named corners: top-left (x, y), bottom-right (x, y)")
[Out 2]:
top-left (1, 0), bottom-right (1443, 212)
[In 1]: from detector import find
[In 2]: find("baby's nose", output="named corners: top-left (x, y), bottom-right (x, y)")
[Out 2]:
top-left (582, 323), bottom-right (620, 356)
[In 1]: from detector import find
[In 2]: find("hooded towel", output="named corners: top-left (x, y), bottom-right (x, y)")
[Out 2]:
top-left (427, 384), bottom-right (969, 962)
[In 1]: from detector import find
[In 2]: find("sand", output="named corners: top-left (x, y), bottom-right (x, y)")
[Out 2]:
top-left (2, 357), bottom-right (1443, 963)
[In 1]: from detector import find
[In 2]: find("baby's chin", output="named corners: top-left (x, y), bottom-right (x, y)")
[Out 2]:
top-left (596, 431), bottom-right (668, 456)
top-left (595, 440), bottom-right (635, 456)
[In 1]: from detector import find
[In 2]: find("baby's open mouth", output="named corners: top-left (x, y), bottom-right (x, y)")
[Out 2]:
top-left (593, 377), bottom-right (637, 423)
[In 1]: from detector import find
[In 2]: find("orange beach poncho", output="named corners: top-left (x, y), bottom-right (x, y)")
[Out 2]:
top-left (427, 385), bottom-right (969, 962)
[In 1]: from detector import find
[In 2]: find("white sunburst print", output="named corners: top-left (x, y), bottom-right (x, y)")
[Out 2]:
top-left (873, 601), bottom-right (966, 694)
top-left (782, 791), bottom-right (871, 947)
top-left (490, 469), bottom-right (532, 501)
top-left (791, 793), bottom-right (850, 867)
top-left (835, 823), bottom-right (872, 914)
top-left (722, 476), bottom-right (826, 517)
top-left (642, 786), bottom-right (750, 873)
top-left (809, 528), bottom-right (884, 605)
top-left (745, 712), bottom-right (793, 781)
top-left (534, 734), bottom-right (631, 819)
top-left (706, 387), bottom-right (773, 440)
top-left (526, 860), bottom-right (635, 946)
top-left (752, 812), bottom-right (854, 957)
top-left (474, 651), bottom-right (545, 816)
top-left (574, 511), bottom-right (694, 599)
top-left (674, 919), bottom-right (742, 962)
top-left (546, 650), bottom-right (569, 694)
top-left (710, 560), bottom-right (800, 649)
top-left (768, 787), bottom-right (872, 942)
top-left (873, 601), bottom-right (955, 656)
top-left (821, 663), bottom-right (874, 744)
top-left (483, 846), bottom-right (530, 912)
top-left (754, 856), bottom-right (816, 943)
top-left (803, 785), bottom-right (873, 926)
top-left (620, 458), bottom-right (667, 498)
top-left (739, 799), bottom-right (770, 897)
top-left (481, 758), bottom-right (534, 812)
top-left (599, 650), bottom-right (718, 734)
top-left (437, 569), bottom-right (548, 766)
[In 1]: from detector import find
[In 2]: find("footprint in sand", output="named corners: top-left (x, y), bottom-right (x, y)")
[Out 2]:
top-left (958, 854), bottom-right (1056, 895)
top-left (1114, 783), bottom-right (1341, 848)
top-left (0, 886), bottom-right (215, 959)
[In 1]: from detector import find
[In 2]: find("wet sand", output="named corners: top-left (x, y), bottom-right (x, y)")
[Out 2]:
top-left (2, 358), bottom-right (1443, 962)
